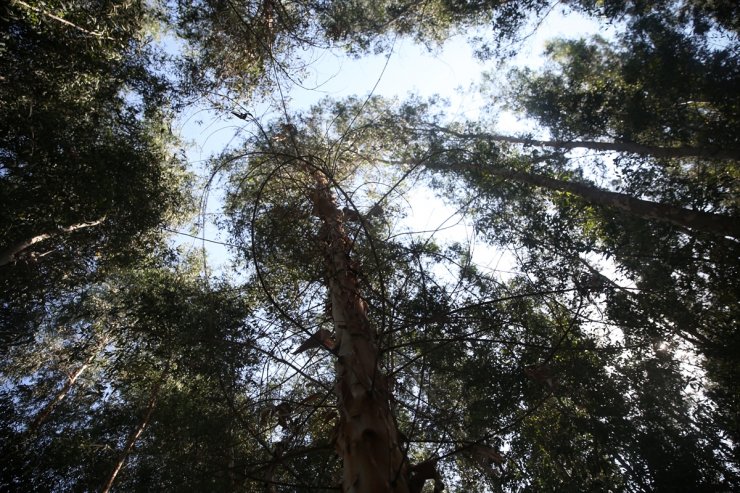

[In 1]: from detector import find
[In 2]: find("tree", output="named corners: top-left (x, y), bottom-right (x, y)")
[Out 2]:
top-left (412, 125), bottom-right (739, 236)
top-left (497, 19), bottom-right (740, 451)
top-left (1, 0), bottom-right (193, 345)
top-left (1, 259), bottom-right (259, 491)
top-left (3, 0), bottom-right (739, 491)
top-left (507, 28), bottom-right (740, 159)
top-left (208, 97), bottom-right (739, 490)
top-left (215, 114), bottom-right (412, 490)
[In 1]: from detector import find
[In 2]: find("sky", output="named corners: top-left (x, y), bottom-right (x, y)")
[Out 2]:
top-left (171, 7), bottom-right (619, 279)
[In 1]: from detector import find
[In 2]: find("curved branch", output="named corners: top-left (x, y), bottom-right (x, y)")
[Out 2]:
top-left (0, 217), bottom-right (106, 267)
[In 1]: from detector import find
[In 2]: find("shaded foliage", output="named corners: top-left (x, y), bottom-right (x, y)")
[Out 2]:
top-left (0, 0), bottom-right (193, 345)
top-left (1, 0), bottom-right (738, 492)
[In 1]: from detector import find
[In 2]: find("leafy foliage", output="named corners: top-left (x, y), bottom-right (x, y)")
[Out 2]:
top-left (1, 0), bottom-right (193, 345)
top-left (1, 1), bottom-right (739, 492)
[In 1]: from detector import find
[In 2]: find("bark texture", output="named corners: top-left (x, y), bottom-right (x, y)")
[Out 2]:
top-left (307, 166), bottom-right (409, 493)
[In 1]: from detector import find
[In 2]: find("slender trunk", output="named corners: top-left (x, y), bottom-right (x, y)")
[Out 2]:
top-left (101, 367), bottom-right (167, 493)
top-left (438, 127), bottom-right (739, 161)
top-left (263, 446), bottom-right (280, 493)
top-left (11, 0), bottom-right (113, 39)
top-left (28, 339), bottom-right (106, 434)
top-left (489, 134), bottom-right (738, 161)
top-left (228, 426), bottom-right (240, 492)
top-left (483, 166), bottom-right (738, 238)
top-left (0, 217), bottom-right (106, 267)
top-left (307, 166), bottom-right (409, 493)
top-left (28, 362), bottom-right (88, 433)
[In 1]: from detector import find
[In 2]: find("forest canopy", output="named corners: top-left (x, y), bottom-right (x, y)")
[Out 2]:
top-left (1, 1), bottom-right (738, 492)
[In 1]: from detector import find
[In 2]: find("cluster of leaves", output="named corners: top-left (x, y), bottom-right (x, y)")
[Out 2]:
top-left (0, 0), bottom-right (193, 345)
top-left (1, 261), bottom-right (259, 491)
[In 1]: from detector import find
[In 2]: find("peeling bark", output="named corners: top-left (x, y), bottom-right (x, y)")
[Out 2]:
top-left (0, 217), bottom-right (106, 267)
top-left (480, 166), bottom-right (739, 238)
top-left (307, 166), bottom-right (409, 493)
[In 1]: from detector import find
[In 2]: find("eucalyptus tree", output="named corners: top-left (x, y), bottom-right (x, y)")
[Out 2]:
top-left (4, 0), bottom-right (739, 492)
top-left (0, 258), bottom-right (260, 492)
top-left (195, 92), bottom-right (740, 491)
top-left (172, 0), bottom-right (740, 109)
top-left (1, 0), bottom-right (193, 346)
top-left (508, 27), bottom-right (740, 160)
top-left (215, 104), bottom-right (416, 491)
top-left (499, 14), bottom-right (740, 449)
top-left (390, 88), bottom-right (740, 463)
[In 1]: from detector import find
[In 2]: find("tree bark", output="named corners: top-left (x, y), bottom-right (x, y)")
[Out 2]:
top-left (28, 338), bottom-right (107, 435)
top-left (306, 165), bottom-right (409, 493)
top-left (101, 366), bottom-right (167, 493)
top-left (437, 126), bottom-right (740, 161)
top-left (478, 165), bottom-right (739, 238)
top-left (0, 217), bottom-right (106, 267)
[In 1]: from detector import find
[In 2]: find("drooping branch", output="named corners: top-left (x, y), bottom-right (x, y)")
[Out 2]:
top-left (304, 161), bottom-right (409, 493)
top-left (0, 217), bottom-right (106, 267)
top-left (481, 165), bottom-right (739, 238)
top-left (434, 126), bottom-right (740, 161)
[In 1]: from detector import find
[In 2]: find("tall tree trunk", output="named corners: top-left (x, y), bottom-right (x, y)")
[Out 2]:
top-left (306, 166), bottom-right (409, 493)
top-left (0, 217), bottom-right (106, 267)
top-left (28, 337), bottom-right (107, 435)
top-left (437, 126), bottom-right (739, 161)
top-left (101, 366), bottom-right (167, 493)
top-left (479, 165), bottom-right (738, 238)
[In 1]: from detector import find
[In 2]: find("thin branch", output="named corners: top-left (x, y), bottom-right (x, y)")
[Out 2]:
top-left (101, 364), bottom-right (169, 493)
top-left (432, 124), bottom-right (740, 161)
top-left (12, 0), bottom-right (113, 39)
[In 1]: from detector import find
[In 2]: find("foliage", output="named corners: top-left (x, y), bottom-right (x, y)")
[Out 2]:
top-left (0, 0), bottom-right (194, 345)
top-left (1, 1), bottom-right (739, 492)
top-left (1, 261), bottom-right (257, 491)
top-left (508, 25), bottom-right (740, 154)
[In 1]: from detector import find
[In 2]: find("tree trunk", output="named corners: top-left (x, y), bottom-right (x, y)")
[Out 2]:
top-left (28, 338), bottom-right (107, 435)
top-left (306, 165), bottom-right (409, 493)
top-left (483, 166), bottom-right (739, 238)
top-left (438, 126), bottom-right (740, 161)
top-left (101, 366), bottom-right (167, 493)
top-left (0, 217), bottom-right (106, 267)
top-left (490, 134), bottom-right (739, 161)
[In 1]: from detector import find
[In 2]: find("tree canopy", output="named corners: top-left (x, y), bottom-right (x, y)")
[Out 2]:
top-left (1, 1), bottom-right (738, 492)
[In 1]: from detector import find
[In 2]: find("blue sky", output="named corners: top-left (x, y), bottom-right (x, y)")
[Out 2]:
top-left (171, 7), bottom-right (618, 276)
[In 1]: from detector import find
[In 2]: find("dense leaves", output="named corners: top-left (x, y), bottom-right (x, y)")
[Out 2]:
top-left (0, 0), bottom-right (193, 346)
top-left (508, 26), bottom-right (740, 157)
top-left (1, 1), bottom-right (738, 492)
